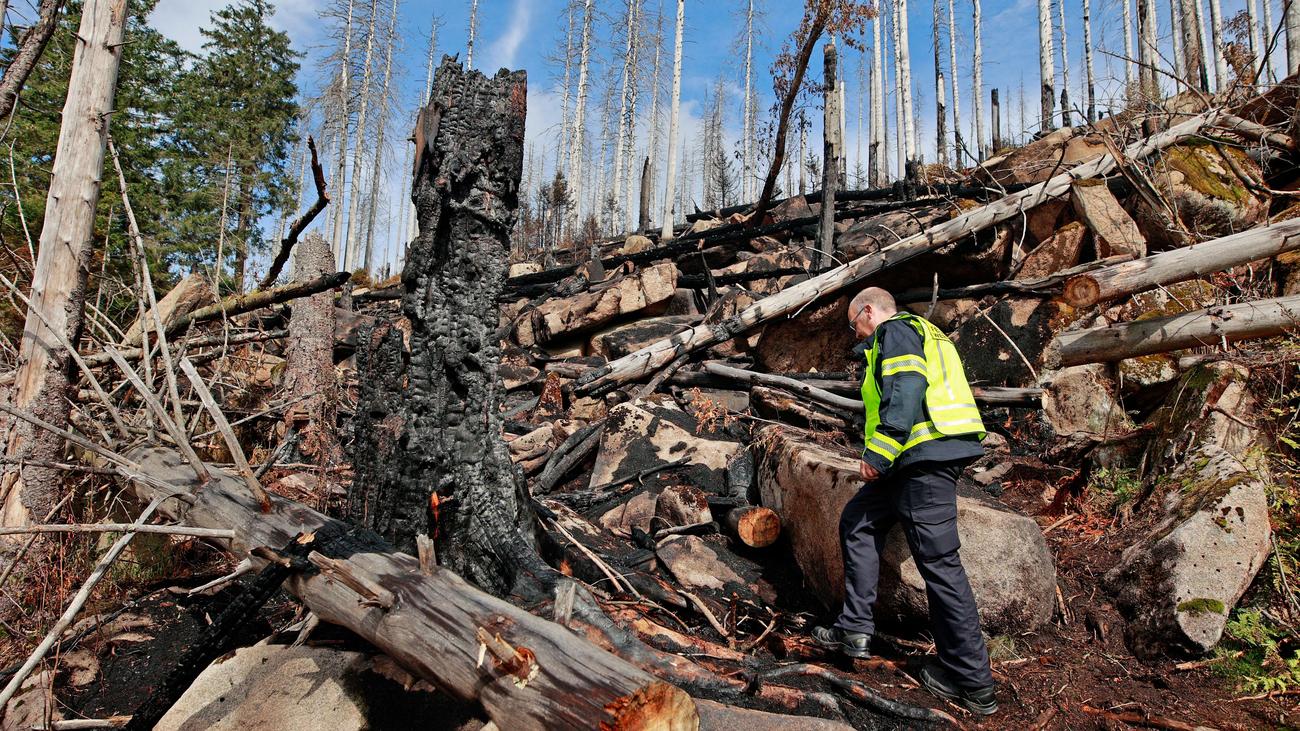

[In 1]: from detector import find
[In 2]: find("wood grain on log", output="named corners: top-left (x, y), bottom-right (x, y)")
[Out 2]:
top-left (1063, 217), bottom-right (1300, 308)
top-left (721, 505), bottom-right (781, 548)
top-left (1051, 293), bottom-right (1300, 366)
top-left (576, 110), bottom-right (1221, 396)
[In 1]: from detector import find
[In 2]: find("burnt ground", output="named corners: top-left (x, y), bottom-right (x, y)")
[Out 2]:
top-left (16, 519), bottom-right (1287, 730)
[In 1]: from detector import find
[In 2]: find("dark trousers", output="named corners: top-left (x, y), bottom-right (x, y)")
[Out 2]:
top-left (835, 459), bottom-right (993, 689)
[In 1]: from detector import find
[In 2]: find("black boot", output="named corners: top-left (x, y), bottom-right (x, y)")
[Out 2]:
top-left (919, 662), bottom-right (997, 716)
top-left (810, 625), bottom-right (872, 659)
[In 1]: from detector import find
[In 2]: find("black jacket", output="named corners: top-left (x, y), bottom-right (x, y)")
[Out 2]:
top-left (856, 317), bottom-right (983, 474)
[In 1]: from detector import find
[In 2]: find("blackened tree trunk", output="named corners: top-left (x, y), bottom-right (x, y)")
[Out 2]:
top-left (350, 58), bottom-right (548, 601)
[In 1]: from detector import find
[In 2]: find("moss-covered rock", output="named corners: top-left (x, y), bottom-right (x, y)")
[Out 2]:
top-left (1105, 446), bottom-right (1270, 657)
top-left (1141, 362), bottom-right (1262, 477)
top-left (1134, 142), bottom-right (1269, 248)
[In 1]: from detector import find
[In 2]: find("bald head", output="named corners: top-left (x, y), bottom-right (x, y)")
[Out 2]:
top-left (847, 287), bottom-right (897, 339)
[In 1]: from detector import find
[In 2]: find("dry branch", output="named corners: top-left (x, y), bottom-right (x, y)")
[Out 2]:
top-left (260, 136), bottom-right (330, 289)
top-left (163, 272), bottom-right (350, 336)
top-left (0, 523), bottom-right (233, 538)
top-left (577, 109), bottom-right (1222, 395)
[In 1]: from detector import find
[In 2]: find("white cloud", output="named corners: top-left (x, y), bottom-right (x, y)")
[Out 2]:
top-left (148, 0), bottom-right (327, 56)
top-left (482, 0), bottom-right (532, 72)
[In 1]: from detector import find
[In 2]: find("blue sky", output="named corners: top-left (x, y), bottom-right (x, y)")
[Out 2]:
top-left (149, 0), bottom-right (1277, 271)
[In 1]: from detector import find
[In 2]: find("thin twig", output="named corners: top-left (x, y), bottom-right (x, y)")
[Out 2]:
top-left (0, 494), bottom-right (171, 708)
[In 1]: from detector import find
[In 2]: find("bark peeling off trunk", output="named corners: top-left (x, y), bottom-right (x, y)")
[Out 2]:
top-left (351, 58), bottom-right (545, 600)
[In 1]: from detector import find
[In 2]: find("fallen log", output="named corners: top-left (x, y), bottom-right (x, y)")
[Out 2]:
top-left (701, 361), bottom-right (862, 413)
top-left (576, 110), bottom-right (1222, 396)
top-left (118, 447), bottom-right (698, 730)
top-left (1050, 293), bottom-right (1300, 366)
top-left (1063, 217), bottom-right (1300, 308)
top-left (163, 272), bottom-right (350, 336)
top-left (893, 254), bottom-right (1134, 304)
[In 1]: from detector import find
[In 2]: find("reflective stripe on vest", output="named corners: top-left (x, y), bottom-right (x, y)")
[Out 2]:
top-left (861, 312), bottom-right (986, 463)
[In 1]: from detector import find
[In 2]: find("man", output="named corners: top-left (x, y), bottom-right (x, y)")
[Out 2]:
top-left (811, 287), bottom-right (997, 716)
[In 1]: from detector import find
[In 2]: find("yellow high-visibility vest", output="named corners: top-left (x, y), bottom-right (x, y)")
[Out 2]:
top-left (861, 312), bottom-right (986, 464)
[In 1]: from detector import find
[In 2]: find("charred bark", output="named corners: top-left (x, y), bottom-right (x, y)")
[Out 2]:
top-left (350, 58), bottom-right (549, 601)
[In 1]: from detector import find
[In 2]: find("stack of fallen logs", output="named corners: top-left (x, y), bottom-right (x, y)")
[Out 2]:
top-left (5, 81), bottom-right (1300, 730)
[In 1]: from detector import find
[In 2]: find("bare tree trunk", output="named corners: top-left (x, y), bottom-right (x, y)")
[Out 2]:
top-left (570, 0), bottom-right (594, 234)
top-left (612, 0), bottom-right (638, 232)
top-left (871, 15), bottom-right (886, 185)
top-left (330, 0), bottom-right (356, 259)
top-left (945, 0), bottom-right (962, 164)
top-left (1264, 0), bottom-right (1276, 82)
top-left (896, 0), bottom-right (916, 167)
top-left (1171, 0), bottom-right (1185, 83)
top-left (742, 0), bottom-right (754, 202)
top-left (972, 0), bottom-right (984, 160)
top-left (1137, 0), bottom-right (1159, 108)
top-left (343, 0), bottom-right (381, 271)
top-left (1038, 0), bottom-right (1056, 130)
top-left (1247, 0), bottom-right (1262, 82)
top-left (0, 0), bottom-right (64, 124)
top-left (1180, 0), bottom-right (1208, 91)
top-left (1057, 0), bottom-right (1072, 127)
top-left (466, 0), bottom-right (478, 69)
top-left (1123, 0), bottom-right (1135, 90)
top-left (890, 4), bottom-right (906, 175)
top-left (283, 233), bottom-right (341, 464)
top-left (622, 1), bottom-right (642, 232)
top-left (558, 2), bottom-right (574, 175)
top-left (351, 59), bottom-right (549, 597)
top-left (817, 39), bottom-right (840, 270)
top-left (1, 0), bottom-right (127, 528)
top-left (660, 0), bottom-right (684, 240)
top-left (408, 19), bottom-right (437, 252)
top-left (647, 9), bottom-right (663, 227)
top-left (991, 88), bottom-right (1001, 151)
top-left (933, 0), bottom-right (948, 166)
top-left (1053, 294), bottom-right (1300, 366)
top-left (1208, 0), bottom-right (1227, 89)
top-left (363, 0), bottom-right (398, 274)
top-left (1084, 0), bottom-right (1096, 122)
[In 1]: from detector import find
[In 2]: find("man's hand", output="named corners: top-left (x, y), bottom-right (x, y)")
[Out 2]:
top-left (859, 460), bottom-right (880, 482)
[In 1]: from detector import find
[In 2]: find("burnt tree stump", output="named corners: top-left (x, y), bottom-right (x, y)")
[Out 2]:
top-left (350, 58), bottom-right (548, 600)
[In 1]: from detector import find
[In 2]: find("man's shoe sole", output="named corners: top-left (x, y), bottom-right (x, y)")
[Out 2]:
top-left (921, 675), bottom-right (998, 716)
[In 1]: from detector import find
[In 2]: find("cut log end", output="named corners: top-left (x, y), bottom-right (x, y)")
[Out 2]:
top-left (723, 506), bottom-right (781, 548)
top-left (602, 680), bottom-right (699, 730)
top-left (1063, 275), bottom-right (1101, 308)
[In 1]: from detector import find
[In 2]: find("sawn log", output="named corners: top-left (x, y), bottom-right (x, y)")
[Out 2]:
top-left (1050, 293), bottom-right (1300, 366)
top-left (575, 110), bottom-right (1222, 395)
top-left (1063, 217), bottom-right (1300, 308)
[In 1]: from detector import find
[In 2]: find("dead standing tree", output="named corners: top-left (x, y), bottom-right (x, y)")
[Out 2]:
top-left (1, 0), bottom-right (128, 527)
top-left (350, 58), bottom-right (550, 600)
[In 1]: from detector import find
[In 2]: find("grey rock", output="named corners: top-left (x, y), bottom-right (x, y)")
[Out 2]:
top-left (1106, 445), bottom-right (1271, 656)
